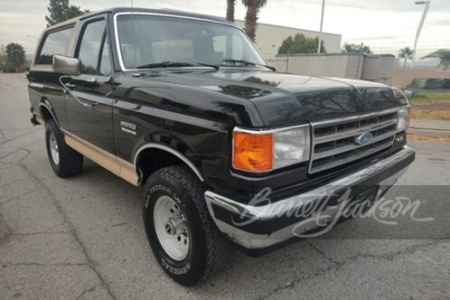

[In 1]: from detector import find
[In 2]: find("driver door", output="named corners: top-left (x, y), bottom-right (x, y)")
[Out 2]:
top-left (65, 16), bottom-right (115, 154)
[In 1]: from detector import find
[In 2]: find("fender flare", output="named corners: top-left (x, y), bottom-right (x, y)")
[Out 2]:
top-left (38, 100), bottom-right (59, 127)
top-left (133, 143), bottom-right (205, 182)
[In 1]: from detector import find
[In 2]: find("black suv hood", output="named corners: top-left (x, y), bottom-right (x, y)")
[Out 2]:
top-left (130, 69), bottom-right (405, 127)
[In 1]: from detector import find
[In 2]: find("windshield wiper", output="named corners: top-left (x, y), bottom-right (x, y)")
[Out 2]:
top-left (137, 61), bottom-right (219, 70)
top-left (222, 59), bottom-right (275, 71)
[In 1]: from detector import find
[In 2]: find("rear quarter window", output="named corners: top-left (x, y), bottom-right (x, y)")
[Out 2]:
top-left (36, 27), bottom-right (74, 65)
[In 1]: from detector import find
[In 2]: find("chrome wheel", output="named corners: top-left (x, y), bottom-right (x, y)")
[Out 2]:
top-left (153, 195), bottom-right (190, 261)
top-left (49, 131), bottom-right (60, 165)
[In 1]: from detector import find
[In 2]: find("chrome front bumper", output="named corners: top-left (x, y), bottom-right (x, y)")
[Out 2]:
top-left (205, 146), bottom-right (415, 250)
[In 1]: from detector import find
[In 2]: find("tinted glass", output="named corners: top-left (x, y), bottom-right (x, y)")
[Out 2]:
top-left (37, 27), bottom-right (73, 65)
top-left (99, 38), bottom-right (111, 75)
top-left (116, 15), bottom-right (266, 69)
top-left (77, 20), bottom-right (107, 75)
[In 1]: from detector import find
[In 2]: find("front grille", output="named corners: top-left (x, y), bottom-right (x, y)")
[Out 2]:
top-left (309, 109), bottom-right (398, 174)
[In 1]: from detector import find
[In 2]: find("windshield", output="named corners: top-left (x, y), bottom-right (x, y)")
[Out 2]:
top-left (115, 14), bottom-right (267, 69)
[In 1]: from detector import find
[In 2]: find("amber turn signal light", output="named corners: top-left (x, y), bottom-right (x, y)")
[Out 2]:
top-left (233, 132), bottom-right (273, 172)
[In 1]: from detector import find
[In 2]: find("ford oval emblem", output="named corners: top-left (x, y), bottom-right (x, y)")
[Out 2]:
top-left (355, 132), bottom-right (373, 145)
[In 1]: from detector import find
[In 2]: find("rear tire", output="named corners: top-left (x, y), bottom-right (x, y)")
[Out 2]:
top-left (45, 119), bottom-right (83, 178)
top-left (142, 165), bottom-right (229, 286)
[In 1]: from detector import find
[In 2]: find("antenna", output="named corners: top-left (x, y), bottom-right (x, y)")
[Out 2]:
top-left (131, 0), bottom-right (133, 8)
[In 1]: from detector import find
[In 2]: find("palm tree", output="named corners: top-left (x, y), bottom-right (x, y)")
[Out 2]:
top-left (398, 47), bottom-right (413, 69)
top-left (242, 0), bottom-right (267, 42)
top-left (226, 0), bottom-right (236, 22)
top-left (422, 49), bottom-right (450, 70)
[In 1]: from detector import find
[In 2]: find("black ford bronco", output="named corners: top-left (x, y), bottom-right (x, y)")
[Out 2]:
top-left (28, 7), bottom-right (415, 286)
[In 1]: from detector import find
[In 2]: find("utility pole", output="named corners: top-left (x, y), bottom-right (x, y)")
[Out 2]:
top-left (411, 1), bottom-right (431, 68)
top-left (286, 48), bottom-right (290, 73)
top-left (317, 0), bottom-right (326, 54)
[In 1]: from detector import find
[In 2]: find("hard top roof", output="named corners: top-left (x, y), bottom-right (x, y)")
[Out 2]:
top-left (83, 7), bottom-right (230, 24)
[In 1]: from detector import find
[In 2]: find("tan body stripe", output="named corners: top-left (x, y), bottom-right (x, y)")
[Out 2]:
top-left (35, 115), bottom-right (45, 125)
top-left (63, 131), bottom-right (139, 186)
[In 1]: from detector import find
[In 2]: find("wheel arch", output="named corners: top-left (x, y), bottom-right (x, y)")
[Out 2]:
top-left (38, 99), bottom-right (59, 126)
top-left (134, 143), bottom-right (204, 185)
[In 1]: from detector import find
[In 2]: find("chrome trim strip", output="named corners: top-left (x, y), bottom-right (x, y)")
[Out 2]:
top-left (121, 127), bottom-right (136, 135)
top-left (313, 130), bottom-right (396, 160)
top-left (310, 108), bottom-right (398, 127)
top-left (205, 146), bottom-right (414, 249)
top-left (133, 143), bottom-right (204, 182)
top-left (38, 102), bottom-right (59, 127)
top-left (310, 139), bottom-right (394, 173)
top-left (313, 118), bottom-right (397, 144)
top-left (207, 203), bottom-right (342, 249)
top-left (29, 82), bottom-right (45, 89)
top-left (233, 123), bottom-right (310, 135)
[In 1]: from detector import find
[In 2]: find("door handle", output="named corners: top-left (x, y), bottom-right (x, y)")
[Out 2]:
top-left (65, 83), bottom-right (76, 89)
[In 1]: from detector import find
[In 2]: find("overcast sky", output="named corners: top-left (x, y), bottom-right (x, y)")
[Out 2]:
top-left (1, 0), bottom-right (449, 57)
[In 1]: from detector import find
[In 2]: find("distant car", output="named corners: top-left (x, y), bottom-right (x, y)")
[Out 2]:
top-left (425, 79), bottom-right (447, 89)
top-left (27, 7), bottom-right (415, 286)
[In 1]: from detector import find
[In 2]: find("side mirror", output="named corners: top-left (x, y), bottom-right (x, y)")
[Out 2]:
top-left (52, 55), bottom-right (81, 76)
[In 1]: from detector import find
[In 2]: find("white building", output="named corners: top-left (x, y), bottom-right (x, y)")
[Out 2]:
top-left (235, 20), bottom-right (342, 59)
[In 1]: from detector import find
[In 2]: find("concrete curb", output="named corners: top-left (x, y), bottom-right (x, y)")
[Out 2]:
top-left (408, 128), bottom-right (450, 138)
top-left (408, 118), bottom-right (450, 137)
top-left (409, 126), bottom-right (450, 132)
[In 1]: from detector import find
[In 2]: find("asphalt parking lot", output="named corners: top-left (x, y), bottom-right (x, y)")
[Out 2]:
top-left (1, 73), bottom-right (449, 300)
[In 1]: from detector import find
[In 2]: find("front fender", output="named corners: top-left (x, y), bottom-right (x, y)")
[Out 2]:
top-left (38, 98), bottom-right (60, 126)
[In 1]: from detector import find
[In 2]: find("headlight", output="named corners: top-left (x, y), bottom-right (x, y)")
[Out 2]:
top-left (397, 107), bottom-right (410, 132)
top-left (392, 88), bottom-right (410, 105)
top-left (233, 125), bottom-right (311, 173)
top-left (273, 126), bottom-right (310, 169)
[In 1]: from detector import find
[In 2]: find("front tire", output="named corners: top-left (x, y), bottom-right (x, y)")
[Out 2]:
top-left (45, 119), bottom-right (83, 178)
top-left (143, 165), bottom-right (229, 286)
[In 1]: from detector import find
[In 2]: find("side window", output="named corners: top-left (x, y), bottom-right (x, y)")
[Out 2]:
top-left (99, 38), bottom-right (112, 75)
top-left (77, 20), bottom-right (111, 75)
top-left (37, 27), bottom-right (73, 65)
